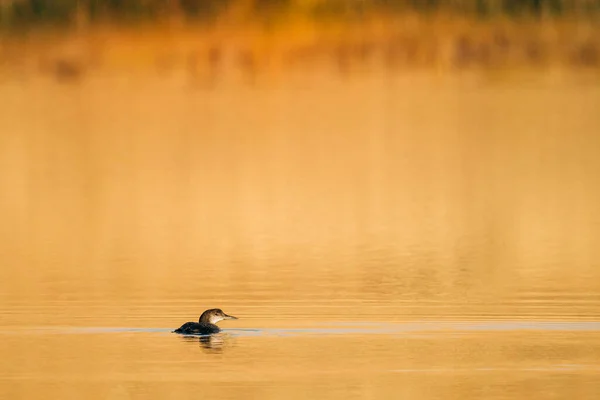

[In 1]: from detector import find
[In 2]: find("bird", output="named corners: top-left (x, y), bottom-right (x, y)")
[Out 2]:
top-left (173, 308), bottom-right (238, 335)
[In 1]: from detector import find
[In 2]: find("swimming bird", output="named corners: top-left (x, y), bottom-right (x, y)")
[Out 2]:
top-left (173, 309), bottom-right (238, 335)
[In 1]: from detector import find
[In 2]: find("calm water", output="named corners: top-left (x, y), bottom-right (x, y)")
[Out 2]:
top-left (1, 64), bottom-right (600, 399)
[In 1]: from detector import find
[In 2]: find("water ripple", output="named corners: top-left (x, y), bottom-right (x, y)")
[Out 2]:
top-left (3, 321), bottom-right (600, 336)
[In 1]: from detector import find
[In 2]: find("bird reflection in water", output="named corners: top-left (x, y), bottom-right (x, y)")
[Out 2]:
top-left (181, 333), bottom-right (227, 353)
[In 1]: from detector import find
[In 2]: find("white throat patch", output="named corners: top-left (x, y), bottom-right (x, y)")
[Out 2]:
top-left (208, 315), bottom-right (224, 324)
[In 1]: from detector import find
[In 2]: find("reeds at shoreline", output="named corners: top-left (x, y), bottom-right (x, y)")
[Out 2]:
top-left (0, 1), bottom-right (599, 83)
top-left (1, 16), bottom-right (598, 85)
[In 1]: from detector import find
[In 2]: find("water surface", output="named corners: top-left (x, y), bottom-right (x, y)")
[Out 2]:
top-left (1, 62), bottom-right (600, 399)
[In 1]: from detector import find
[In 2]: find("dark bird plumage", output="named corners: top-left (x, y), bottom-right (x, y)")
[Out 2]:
top-left (173, 308), bottom-right (238, 335)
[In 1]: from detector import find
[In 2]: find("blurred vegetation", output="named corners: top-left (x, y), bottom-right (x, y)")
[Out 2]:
top-left (1, 0), bottom-right (600, 28)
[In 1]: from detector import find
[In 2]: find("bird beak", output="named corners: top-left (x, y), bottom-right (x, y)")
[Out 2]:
top-left (224, 313), bottom-right (238, 320)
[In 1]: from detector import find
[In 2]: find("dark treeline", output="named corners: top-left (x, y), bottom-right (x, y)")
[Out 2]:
top-left (1, 0), bottom-right (231, 24)
top-left (2, 0), bottom-right (600, 27)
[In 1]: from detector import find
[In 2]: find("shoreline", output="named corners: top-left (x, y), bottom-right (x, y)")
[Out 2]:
top-left (1, 14), bottom-right (599, 83)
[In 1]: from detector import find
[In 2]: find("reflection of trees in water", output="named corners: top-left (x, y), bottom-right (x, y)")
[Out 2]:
top-left (180, 333), bottom-right (228, 353)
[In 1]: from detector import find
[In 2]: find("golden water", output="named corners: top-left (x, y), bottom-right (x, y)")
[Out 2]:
top-left (1, 61), bottom-right (600, 399)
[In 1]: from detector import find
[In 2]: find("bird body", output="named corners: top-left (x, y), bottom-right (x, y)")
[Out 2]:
top-left (173, 308), bottom-right (237, 335)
